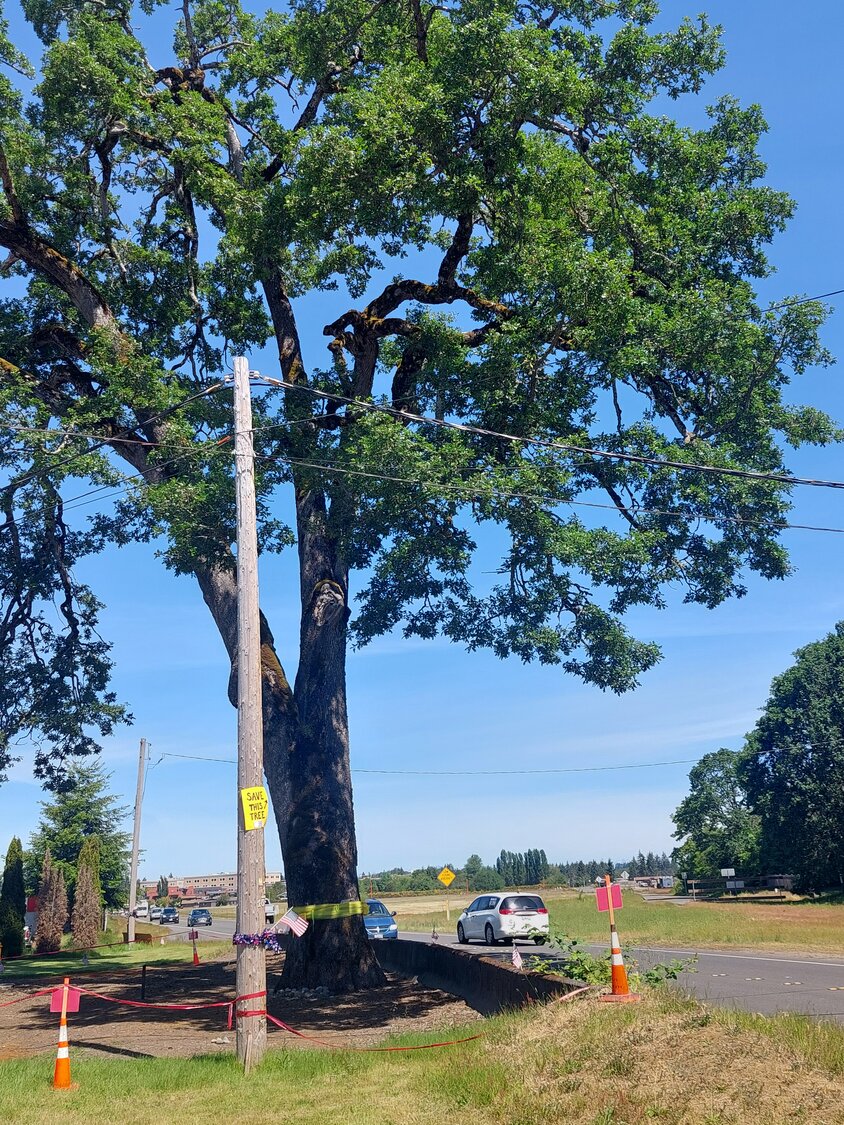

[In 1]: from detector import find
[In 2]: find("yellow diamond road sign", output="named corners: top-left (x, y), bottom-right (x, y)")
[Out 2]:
top-left (438, 867), bottom-right (456, 887)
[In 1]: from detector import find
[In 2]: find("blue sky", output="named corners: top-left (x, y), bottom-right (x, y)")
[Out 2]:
top-left (2, 1), bottom-right (844, 882)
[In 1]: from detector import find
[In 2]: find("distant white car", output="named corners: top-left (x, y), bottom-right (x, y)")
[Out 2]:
top-left (150, 906), bottom-right (163, 920)
top-left (457, 893), bottom-right (549, 945)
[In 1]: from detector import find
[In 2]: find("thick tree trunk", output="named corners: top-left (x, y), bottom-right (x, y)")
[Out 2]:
top-left (195, 525), bottom-right (384, 991)
top-left (271, 492), bottom-right (384, 990)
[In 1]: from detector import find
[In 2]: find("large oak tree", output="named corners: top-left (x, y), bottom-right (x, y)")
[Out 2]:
top-left (0, 0), bottom-right (837, 987)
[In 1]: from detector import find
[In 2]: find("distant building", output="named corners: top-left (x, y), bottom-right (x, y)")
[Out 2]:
top-left (140, 872), bottom-right (282, 900)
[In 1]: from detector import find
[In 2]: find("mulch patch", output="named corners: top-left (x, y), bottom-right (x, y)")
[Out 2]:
top-left (0, 952), bottom-right (482, 1059)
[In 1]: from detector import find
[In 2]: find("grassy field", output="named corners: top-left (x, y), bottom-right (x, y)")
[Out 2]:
top-left (384, 888), bottom-right (844, 953)
top-left (5, 990), bottom-right (844, 1123)
top-left (209, 889), bottom-right (844, 952)
top-left (0, 920), bottom-right (231, 981)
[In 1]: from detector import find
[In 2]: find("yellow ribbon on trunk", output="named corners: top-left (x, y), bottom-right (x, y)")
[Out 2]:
top-left (290, 899), bottom-right (369, 920)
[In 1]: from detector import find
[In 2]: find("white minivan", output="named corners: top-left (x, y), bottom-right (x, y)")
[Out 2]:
top-left (134, 901), bottom-right (150, 920)
top-left (456, 893), bottom-right (549, 945)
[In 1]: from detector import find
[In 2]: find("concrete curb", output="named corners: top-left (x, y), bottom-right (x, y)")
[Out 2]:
top-left (373, 938), bottom-right (582, 1015)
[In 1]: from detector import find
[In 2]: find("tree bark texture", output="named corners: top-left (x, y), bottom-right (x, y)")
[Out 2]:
top-left (195, 517), bottom-right (384, 992)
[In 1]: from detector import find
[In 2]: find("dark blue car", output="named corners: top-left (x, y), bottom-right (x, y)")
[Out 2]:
top-left (363, 899), bottom-right (399, 940)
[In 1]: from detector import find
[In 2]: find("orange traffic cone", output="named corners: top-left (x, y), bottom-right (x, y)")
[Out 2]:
top-left (600, 923), bottom-right (640, 1004)
top-left (192, 937), bottom-right (200, 967)
top-left (53, 979), bottom-right (72, 1088)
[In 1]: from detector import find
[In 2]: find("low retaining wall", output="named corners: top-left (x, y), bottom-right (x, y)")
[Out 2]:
top-left (373, 938), bottom-right (581, 1014)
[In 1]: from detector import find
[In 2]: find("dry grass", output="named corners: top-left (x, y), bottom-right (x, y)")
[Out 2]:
top-left (473, 990), bottom-right (844, 1124)
top-left (6, 986), bottom-right (844, 1123)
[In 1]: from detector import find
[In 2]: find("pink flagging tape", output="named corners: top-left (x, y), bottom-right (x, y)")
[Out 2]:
top-left (264, 1012), bottom-right (486, 1052)
top-left (75, 986), bottom-right (232, 1012)
top-left (0, 986), bottom-right (55, 1009)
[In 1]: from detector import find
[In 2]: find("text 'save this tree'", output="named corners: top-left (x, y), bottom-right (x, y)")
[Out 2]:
top-left (0, 0), bottom-right (837, 988)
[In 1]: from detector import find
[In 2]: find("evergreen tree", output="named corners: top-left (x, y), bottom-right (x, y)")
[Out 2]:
top-left (538, 850), bottom-right (549, 883)
top-left (26, 763), bottom-right (129, 909)
top-left (34, 851), bottom-right (68, 954)
top-left (71, 842), bottom-right (101, 950)
top-left (0, 836), bottom-right (25, 958)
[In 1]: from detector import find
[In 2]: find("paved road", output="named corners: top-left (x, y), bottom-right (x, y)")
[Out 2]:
top-left (160, 916), bottom-right (844, 1022)
top-left (401, 931), bottom-right (844, 1022)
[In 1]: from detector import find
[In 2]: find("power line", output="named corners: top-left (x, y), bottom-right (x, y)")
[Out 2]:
top-left (0, 412), bottom-right (331, 534)
top-left (764, 287), bottom-right (844, 312)
top-left (259, 450), bottom-right (844, 536)
top-left (255, 377), bottom-right (844, 493)
top-left (3, 380), bottom-right (230, 492)
top-left (159, 738), bottom-right (842, 777)
top-left (157, 751), bottom-right (707, 775)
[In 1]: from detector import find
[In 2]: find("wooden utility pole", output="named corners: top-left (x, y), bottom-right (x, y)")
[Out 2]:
top-left (126, 737), bottom-right (146, 946)
top-left (233, 355), bottom-right (267, 1069)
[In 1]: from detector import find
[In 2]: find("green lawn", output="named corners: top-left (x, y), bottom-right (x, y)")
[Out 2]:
top-left (1, 922), bottom-right (231, 981)
top-left (4, 993), bottom-right (844, 1124)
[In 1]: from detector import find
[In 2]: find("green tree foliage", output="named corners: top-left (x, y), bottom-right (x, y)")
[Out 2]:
top-left (495, 848), bottom-right (549, 885)
top-left (0, 835), bottom-right (25, 957)
top-left (34, 849), bottom-right (68, 954)
top-left (739, 623), bottom-right (844, 891)
top-left (469, 865), bottom-right (503, 891)
top-left (672, 748), bottom-right (760, 879)
top-left (156, 875), bottom-right (169, 899)
top-left (0, 0), bottom-right (836, 985)
top-left (71, 837), bottom-right (101, 948)
top-left (26, 763), bottom-right (129, 909)
top-left (464, 855), bottom-right (483, 880)
top-left (670, 747), bottom-right (765, 877)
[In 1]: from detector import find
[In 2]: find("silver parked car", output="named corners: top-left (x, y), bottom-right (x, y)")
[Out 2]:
top-left (456, 893), bottom-right (549, 945)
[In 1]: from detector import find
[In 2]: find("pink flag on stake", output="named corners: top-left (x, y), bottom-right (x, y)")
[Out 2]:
top-left (511, 946), bottom-right (523, 970)
top-left (279, 908), bottom-right (309, 937)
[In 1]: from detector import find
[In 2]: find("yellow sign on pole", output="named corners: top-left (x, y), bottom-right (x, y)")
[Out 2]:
top-left (438, 867), bottom-right (455, 887)
top-left (240, 785), bottom-right (269, 830)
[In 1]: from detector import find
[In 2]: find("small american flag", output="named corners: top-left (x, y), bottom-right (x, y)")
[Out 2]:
top-left (279, 908), bottom-right (309, 937)
top-left (511, 945), bottom-right (523, 970)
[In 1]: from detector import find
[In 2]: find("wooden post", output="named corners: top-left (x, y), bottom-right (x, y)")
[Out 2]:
top-left (604, 873), bottom-right (616, 929)
top-left (127, 738), bottom-right (146, 947)
top-left (233, 355), bottom-right (267, 1070)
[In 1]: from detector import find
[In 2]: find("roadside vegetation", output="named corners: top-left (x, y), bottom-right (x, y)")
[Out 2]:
top-left (4, 991), bottom-right (844, 1124)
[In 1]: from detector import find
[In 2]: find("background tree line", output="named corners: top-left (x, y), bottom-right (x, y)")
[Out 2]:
top-left (361, 848), bottom-right (674, 894)
top-left (672, 623), bottom-right (844, 892)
